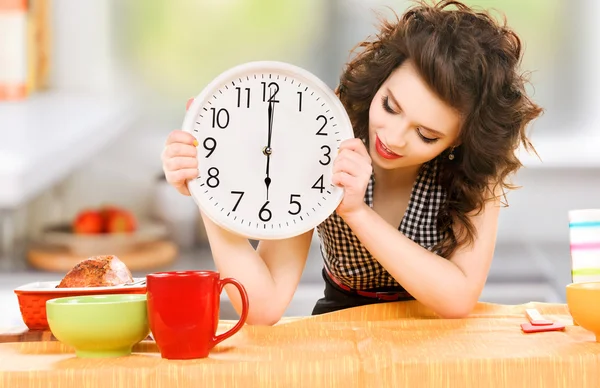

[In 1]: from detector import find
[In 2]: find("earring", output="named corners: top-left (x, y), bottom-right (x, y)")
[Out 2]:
top-left (448, 147), bottom-right (455, 161)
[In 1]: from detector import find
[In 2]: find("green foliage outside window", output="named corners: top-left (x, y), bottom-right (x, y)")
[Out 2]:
top-left (119, 0), bottom-right (325, 101)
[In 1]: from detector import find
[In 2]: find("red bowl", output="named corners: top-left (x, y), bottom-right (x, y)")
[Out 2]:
top-left (14, 280), bottom-right (146, 331)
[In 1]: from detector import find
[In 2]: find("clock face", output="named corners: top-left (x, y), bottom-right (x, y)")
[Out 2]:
top-left (183, 61), bottom-right (354, 240)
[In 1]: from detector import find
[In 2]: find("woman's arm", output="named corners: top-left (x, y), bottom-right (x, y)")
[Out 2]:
top-left (341, 198), bottom-right (500, 318)
top-left (332, 138), bottom-right (499, 318)
top-left (201, 212), bottom-right (314, 325)
top-left (162, 130), bottom-right (311, 325)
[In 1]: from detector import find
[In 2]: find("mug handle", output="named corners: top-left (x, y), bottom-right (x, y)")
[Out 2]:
top-left (212, 277), bottom-right (249, 346)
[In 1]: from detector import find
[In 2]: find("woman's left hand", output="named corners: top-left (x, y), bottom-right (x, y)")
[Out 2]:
top-left (332, 138), bottom-right (373, 218)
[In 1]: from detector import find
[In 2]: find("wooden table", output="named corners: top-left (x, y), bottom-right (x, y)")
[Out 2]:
top-left (1, 301), bottom-right (599, 388)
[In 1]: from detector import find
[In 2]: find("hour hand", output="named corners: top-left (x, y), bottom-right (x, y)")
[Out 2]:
top-left (264, 148), bottom-right (272, 200)
top-left (264, 150), bottom-right (272, 194)
top-left (264, 175), bottom-right (271, 200)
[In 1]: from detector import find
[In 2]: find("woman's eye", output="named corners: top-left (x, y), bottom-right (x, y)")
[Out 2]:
top-left (380, 96), bottom-right (439, 144)
top-left (381, 96), bottom-right (396, 114)
top-left (417, 129), bottom-right (438, 144)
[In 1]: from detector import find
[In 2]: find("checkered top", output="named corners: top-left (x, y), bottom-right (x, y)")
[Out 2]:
top-left (316, 159), bottom-right (447, 289)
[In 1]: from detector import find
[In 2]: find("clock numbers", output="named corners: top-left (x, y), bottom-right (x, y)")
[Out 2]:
top-left (288, 194), bottom-right (302, 215)
top-left (187, 65), bottom-right (351, 240)
top-left (203, 137), bottom-right (217, 158)
top-left (312, 175), bottom-right (325, 193)
top-left (259, 201), bottom-right (272, 222)
top-left (210, 108), bottom-right (230, 129)
top-left (316, 115), bottom-right (328, 136)
top-left (319, 145), bottom-right (331, 165)
top-left (235, 87), bottom-right (251, 108)
top-left (261, 81), bottom-right (280, 103)
top-left (206, 167), bottom-right (220, 188)
top-left (231, 191), bottom-right (245, 211)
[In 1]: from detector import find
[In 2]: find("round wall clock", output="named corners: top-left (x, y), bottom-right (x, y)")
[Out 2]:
top-left (182, 61), bottom-right (354, 240)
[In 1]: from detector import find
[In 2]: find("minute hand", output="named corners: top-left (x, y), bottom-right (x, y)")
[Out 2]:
top-left (267, 99), bottom-right (274, 149)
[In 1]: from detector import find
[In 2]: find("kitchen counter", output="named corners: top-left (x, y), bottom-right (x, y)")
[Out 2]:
top-left (1, 301), bottom-right (598, 388)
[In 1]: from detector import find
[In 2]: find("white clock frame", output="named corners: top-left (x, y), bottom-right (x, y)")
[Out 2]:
top-left (183, 61), bottom-right (354, 240)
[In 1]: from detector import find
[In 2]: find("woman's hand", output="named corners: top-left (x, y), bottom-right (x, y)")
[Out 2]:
top-left (161, 130), bottom-right (199, 196)
top-left (332, 138), bottom-right (372, 218)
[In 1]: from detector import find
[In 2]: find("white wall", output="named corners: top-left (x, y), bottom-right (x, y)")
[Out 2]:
top-left (498, 168), bottom-right (600, 244)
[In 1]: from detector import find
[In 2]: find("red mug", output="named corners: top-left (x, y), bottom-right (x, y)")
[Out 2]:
top-left (146, 270), bottom-right (249, 359)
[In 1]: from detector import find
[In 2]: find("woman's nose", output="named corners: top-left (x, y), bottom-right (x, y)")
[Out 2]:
top-left (388, 119), bottom-right (410, 148)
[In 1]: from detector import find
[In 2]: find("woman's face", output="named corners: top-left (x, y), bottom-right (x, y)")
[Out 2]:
top-left (368, 61), bottom-right (462, 171)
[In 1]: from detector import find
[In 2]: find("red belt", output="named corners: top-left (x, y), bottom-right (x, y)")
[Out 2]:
top-left (324, 266), bottom-right (411, 301)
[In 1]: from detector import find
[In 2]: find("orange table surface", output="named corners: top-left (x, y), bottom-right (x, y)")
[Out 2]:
top-left (1, 301), bottom-right (599, 388)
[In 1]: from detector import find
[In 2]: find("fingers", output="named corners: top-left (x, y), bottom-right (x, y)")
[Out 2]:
top-left (164, 156), bottom-right (198, 172)
top-left (162, 141), bottom-right (198, 160)
top-left (165, 168), bottom-right (199, 185)
top-left (338, 138), bottom-right (370, 159)
top-left (333, 147), bottom-right (372, 178)
top-left (333, 154), bottom-right (361, 175)
top-left (331, 171), bottom-right (355, 188)
top-left (162, 130), bottom-right (200, 197)
top-left (165, 130), bottom-right (197, 146)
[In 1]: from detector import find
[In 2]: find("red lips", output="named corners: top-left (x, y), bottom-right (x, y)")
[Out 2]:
top-left (375, 136), bottom-right (402, 160)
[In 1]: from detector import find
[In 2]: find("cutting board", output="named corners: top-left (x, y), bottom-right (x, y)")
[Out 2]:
top-left (0, 327), bottom-right (157, 344)
top-left (0, 328), bottom-right (55, 344)
top-left (27, 240), bottom-right (178, 272)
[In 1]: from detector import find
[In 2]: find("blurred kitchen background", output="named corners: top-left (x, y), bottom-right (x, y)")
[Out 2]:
top-left (1, 0), bottom-right (599, 328)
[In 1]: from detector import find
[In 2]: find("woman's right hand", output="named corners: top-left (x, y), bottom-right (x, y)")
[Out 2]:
top-left (161, 130), bottom-right (199, 196)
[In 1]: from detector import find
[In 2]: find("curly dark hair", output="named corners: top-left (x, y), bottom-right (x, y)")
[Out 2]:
top-left (337, 0), bottom-right (543, 258)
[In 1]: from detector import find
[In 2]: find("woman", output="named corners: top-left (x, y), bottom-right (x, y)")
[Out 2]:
top-left (161, 0), bottom-right (542, 324)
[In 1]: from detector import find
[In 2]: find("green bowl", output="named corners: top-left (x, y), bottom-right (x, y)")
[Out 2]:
top-left (46, 294), bottom-right (150, 358)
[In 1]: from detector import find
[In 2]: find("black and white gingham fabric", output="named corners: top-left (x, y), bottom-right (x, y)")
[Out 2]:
top-left (316, 159), bottom-right (447, 289)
